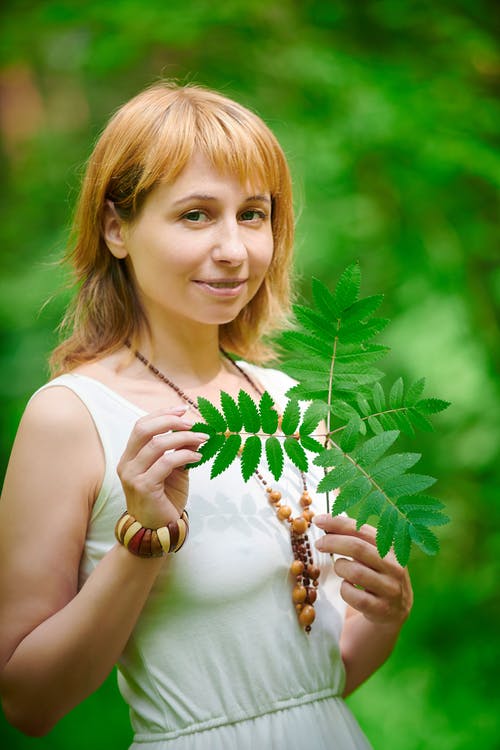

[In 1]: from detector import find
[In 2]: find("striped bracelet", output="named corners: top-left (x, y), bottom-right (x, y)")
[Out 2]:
top-left (114, 510), bottom-right (189, 557)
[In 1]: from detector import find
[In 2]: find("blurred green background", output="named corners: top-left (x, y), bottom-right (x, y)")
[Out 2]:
top-left (1, 1), bottom-right (499, 748)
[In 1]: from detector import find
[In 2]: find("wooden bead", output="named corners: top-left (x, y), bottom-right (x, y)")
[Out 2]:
top-left (127, 527), bottom-right (146, 555)
top-left (298, 604), bottom-right (316, 628)
top-left (302, 509), bottom-right (315, 522)
top-left (292, 584), bottom-right (307, 603)
top-left (277, 505), bottom-right (292, 520)
top-left (269, 491), bottom-right (282, 503)
top-left (150, 530), bottom-right (164, 557)
top-left (290, 559), bottom-right (304, 576)
top-left (295, 603), bottom-right (304, 613)
top-left (306, 587), bottom-right (317, 604)
top-left (307, 564), bottom-right (321, 580)
top-left (292, 517), bottom-right (308, 534)
top-left (300, 493), bottom-right (312, 507)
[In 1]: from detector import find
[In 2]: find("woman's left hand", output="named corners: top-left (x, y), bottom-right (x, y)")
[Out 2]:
top-left (314, 514), bottom-right (413, 629)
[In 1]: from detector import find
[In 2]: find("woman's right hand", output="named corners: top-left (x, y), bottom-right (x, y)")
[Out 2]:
top-left (117, 406), bottom-right (206, 527)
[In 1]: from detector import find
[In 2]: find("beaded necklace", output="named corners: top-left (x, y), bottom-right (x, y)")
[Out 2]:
top-left (130, 346), bottom-right (320, 632)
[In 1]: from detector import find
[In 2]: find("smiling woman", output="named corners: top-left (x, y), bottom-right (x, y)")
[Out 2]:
top-left (0, 81), bottom-right (411, 750)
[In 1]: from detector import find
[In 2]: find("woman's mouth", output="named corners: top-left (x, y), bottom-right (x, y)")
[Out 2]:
top-left (193, 279), bottom-right (248, 296)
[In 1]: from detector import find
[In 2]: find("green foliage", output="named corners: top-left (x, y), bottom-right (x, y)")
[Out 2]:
top-left (190, 264), bottom-right (450, 565)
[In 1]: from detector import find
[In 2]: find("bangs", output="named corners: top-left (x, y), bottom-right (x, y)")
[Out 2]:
top-left (130, 87), bottom-right (283, 207)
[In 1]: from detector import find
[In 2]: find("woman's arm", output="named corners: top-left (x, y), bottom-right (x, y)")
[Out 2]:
top-left (0, 387), bottom-right (203, 736)
top-left (313, 514), bottom-right (413, 696)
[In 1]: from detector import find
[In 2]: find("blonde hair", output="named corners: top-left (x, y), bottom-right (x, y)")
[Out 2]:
top-left (50, 81), bottom-right (295, 375)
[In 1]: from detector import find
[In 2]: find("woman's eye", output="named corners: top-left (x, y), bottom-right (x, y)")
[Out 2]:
top-left (183, 210), bottom-right (210, 223)
top-left (240, 209), bottom-right (266, 222)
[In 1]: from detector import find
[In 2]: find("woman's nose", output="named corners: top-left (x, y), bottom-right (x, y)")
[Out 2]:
top-left (211, 220), bottom-right (247, 264)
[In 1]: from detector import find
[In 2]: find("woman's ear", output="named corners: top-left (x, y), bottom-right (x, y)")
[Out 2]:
top-left (102, 200), bottom-right (128, 259)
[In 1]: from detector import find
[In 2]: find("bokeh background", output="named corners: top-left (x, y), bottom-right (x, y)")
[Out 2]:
top-left (1, 1), bottom-right (499, 748)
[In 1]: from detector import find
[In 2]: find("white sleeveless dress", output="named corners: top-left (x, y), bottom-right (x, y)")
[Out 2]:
top-left (37, 363), bottom-right (372, 749)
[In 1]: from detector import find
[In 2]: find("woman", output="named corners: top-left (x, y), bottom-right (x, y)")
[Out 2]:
top-left (0, 82), bottom-right (412, 749)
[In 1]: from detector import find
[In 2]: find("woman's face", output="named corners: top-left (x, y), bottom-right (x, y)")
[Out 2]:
top-left (107, 152), bottom-right (274, 337)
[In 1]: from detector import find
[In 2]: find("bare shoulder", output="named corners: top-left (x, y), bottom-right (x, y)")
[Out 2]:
top-left (4, 383), bottom-right (105, 514)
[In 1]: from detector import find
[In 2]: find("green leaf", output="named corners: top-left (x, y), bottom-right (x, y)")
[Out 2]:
top-left (340, 416), bottom-right (362, 452)
top-left (220, 391), bottom-right (243, 432)
top-left (367, 415), bottom-right (384, 434)
top-left (293, 304), bottom-right (336, 341)
top-left (409, 524), bottom-right (440, 555)
top-left (406, 509), bottom-right (450, 526)
top-left (278, 330), bottom-right (327, 358)
top-left (313, 445), bottom-right (344, 468)
top-left (190, 433), bottom-right (225, 467)
top-left (389, 377), bottom-right (404, 409)
top-left (241, 435), bottom-right (262, 481)
top-left (311, 277), bottom-right (338, 317)
top-left (335, 476), bottom-right (372, 513)
top-left (370, 452), bottom-right (421, 483)
top-left (342, 294), bottom-right (384, 324)
top-left (393, 409), bottom-right (416, 438)
top-left (316, 459), bottom-right (359, 490)
top-left (210, 435), bottom-right (242, 479)
top-left (281, 399), bottom-right (301, 435)
top-left (335, 345), bottom-right (390, 365)
top-left (333, 262), bottom-right (361, 313)
top-left (265, 435), bottom-right (284, 481)
top-left (196, 397), bottom-right (226, 432)
top-left (354, 430), bottom-right (400, 467)
top-left (259, 391), bottom-right (279, 434)
top-left (356, 490), bottom-right (385, 528)
top-left (338, 317), bottom-right (390, 345)
top-left (284, 437), bottom-right (308, 472)
top-left (299, 400), bottom-right (329, 436)
top-left (238, 390), bottom-right (261, 433)
top-left (404, 378), bottom-right (426, 406)
top-left (372, 382), bottom-right (386, 412)
top-left (397, 495), bottom-right (445, 512)
top-left (383, 473), bottom-right (437, 498)
top-left (300, 434), bottom-right (324, 453)
top-left (393, 518), bottom-right (412, 566)
top-left (376, 506), bottom-right (397, 557)
top-left (408, 408), bottom-right (435, 432)
top-left (330, 399), bottom-right (360, 422)
top-left (190, 421), bottom-right (215, 435)
top-left (415, 398), bottom-right (451, 415)
top-left (356, 394), bottom-right (371, 417)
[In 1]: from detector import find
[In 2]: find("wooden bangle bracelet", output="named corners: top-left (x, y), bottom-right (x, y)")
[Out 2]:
top-left (114, 510), bottom-right (189, 557)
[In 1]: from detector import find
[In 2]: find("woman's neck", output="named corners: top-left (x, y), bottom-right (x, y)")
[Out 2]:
top-left (130, 325), bottom-right (225, 388)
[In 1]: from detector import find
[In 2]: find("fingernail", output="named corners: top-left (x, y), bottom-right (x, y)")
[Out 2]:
top-left (170, 405), bottom-right (188, 415)
top-left (315, 538), bottom-right (325, 551)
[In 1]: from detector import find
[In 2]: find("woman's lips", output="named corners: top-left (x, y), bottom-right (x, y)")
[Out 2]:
top-left (193, 279), bottom-right (248, 296)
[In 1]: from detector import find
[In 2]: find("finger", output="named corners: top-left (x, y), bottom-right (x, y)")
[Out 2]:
top-left (122, 431), bottom-right (206, 480)
top-left (338, 580), bottom-right (382, 620)
top-left (122, 410), bottom-right (197, 460)
top-left (313, 514), bottom-right (377, 547)
top-left (334, 556), bottom-right (400, 598)
top-left (316, 533), bottom-right (386, 572)
top-left (143, 448), bottom-right (203, 489)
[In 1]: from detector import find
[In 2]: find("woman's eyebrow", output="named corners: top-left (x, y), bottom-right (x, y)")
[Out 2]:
top-left (173, 193), bottom-right (271, 207)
